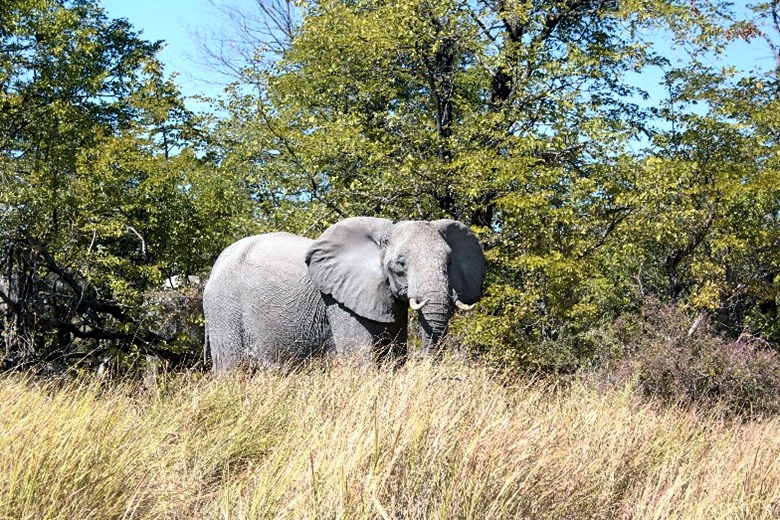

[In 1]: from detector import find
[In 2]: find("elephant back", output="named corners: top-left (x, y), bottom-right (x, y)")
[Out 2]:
top-left (204, 232), bottom-right (332, 370)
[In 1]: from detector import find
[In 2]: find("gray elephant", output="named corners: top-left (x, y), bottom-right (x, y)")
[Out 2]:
top-left (203, 217), bottom-right (486, 370)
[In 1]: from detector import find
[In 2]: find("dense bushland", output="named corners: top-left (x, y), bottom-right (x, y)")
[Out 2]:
top-left (1, 359), bottom-right (779, 519)
top-left (1, 0), bottom-right (779, 379)
top-left (3, 3), bottom-right (779, 517)
top-left (594, 298), bottom-right (780, 419)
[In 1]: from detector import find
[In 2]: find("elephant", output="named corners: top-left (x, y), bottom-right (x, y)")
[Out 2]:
top-left (202, 217), bottom-right (486, 371)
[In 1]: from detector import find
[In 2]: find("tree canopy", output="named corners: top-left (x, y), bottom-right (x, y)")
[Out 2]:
top-left (0, 0), bottom-right (252, 370)
top-left (212, 0), bottom-right (780, 366)
top-left (1, 0), bottom-right (779, 372)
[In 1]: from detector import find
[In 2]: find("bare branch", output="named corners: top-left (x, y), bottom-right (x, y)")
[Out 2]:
top-left (190, 0), bottom-right (302, 81)
top-left (126, 225), bottom-right (147, 259)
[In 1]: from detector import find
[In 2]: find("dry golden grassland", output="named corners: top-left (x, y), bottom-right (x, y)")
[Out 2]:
top-left (1, 358), bottom-right (779, 519)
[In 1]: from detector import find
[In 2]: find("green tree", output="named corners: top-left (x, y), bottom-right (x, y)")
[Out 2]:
top-left (0, 0), bottom-right (253, 370)
top-left (612, 1), bottom-right (780, 343)
top-left (214, 0), bottom-right (737, 366)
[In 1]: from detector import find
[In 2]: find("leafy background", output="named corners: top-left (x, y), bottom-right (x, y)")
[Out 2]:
top-left (1, 0), bottom-right (779, 374)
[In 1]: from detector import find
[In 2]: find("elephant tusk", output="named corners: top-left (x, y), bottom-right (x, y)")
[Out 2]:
top-left (454, 299), bottom-right (476, 311)
top-left (452, 289), bottom-right (476, 311)
top-left (409, 297), bottom-right (429, 310)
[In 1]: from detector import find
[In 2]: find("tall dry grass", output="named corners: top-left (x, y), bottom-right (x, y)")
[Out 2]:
top-left (0, 358), bottom-right (778, 519)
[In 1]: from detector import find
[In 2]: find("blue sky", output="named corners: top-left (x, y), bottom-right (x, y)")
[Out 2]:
top-left (100, 0), bottom-right (227, 102)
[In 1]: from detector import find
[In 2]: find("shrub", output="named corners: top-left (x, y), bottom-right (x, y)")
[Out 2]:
top-left (607, 299), bottom-right (780, 419)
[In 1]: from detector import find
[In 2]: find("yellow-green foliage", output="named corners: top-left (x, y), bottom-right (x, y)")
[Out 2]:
top-left (1, 359), bottom-right (779, 519)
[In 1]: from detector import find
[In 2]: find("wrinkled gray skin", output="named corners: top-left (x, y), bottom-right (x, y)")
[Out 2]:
top-left (203, 217), bottom-right (485, 371)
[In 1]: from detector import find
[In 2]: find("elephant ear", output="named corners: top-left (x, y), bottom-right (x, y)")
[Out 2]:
top-left (306, 217), bottom-right (399, 323)
top-left (432, 220), bottom-right (486, 304)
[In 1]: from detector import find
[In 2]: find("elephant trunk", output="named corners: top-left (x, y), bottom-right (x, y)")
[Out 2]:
top-left (417, 299), bottom-right (453, 354)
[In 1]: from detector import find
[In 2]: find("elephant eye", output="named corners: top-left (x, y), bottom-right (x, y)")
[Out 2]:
top-left (392, 256), bottom-right (407, 275)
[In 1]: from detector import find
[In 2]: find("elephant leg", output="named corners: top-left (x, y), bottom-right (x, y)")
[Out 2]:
top-left (203, 297), bottom-right (243, 372)
top-left (324, 295), bottom-right (407, 364)
top-left (373, 324), bottom-right (408, 367)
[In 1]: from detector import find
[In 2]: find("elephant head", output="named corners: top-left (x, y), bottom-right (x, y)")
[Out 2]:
top-left (305, 217), bottom-right (486, 351)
